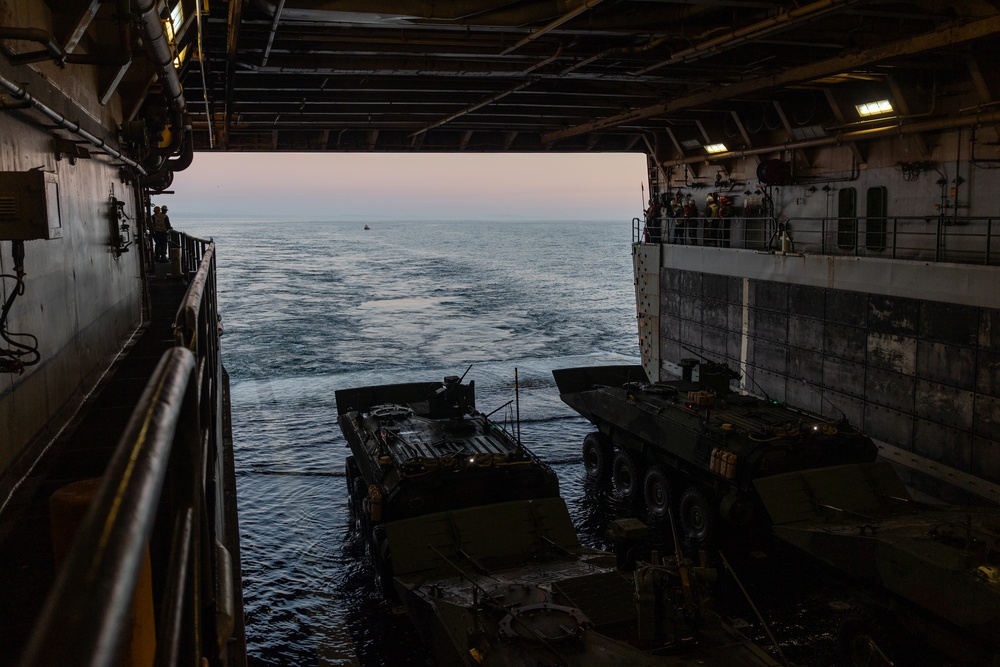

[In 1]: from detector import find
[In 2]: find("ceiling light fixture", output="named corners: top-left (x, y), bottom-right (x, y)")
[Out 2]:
top-left (856, 99), bottom-right (893, 117)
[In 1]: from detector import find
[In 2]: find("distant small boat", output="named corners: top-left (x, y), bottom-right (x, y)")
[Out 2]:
top-left (363, 224), bottom-right (371, 230)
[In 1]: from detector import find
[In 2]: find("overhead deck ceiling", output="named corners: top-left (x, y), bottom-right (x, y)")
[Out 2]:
top-left (172, 0), bottom-right (1000, 155)
top-left (8, 1), bottom-right (1000, 160)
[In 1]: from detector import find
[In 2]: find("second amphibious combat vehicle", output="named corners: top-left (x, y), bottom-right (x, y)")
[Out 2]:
top-left (335, 373), bottom-right (785, 667)
top-left (552, 361), bottom-right (879, 545)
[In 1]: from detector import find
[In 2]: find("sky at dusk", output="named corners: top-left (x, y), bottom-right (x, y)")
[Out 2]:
top-left (168, 152), bottom-right (648, 221)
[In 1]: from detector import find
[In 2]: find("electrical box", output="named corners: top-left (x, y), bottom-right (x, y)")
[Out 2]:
top-left (0, 171), bottom-right (63, 240)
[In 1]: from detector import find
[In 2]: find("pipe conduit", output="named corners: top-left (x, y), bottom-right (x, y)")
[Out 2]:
top-left (0, 74), bottom-right (147, 174)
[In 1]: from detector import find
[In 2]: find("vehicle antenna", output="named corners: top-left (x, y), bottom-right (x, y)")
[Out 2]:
top-left (458, 363), bottom-right (473, 382)
top-left (795, 377), bottom-right (846, 421)
top-left (719, 551), bottom-right (792, 667)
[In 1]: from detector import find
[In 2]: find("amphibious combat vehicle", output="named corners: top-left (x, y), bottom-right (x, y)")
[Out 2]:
top-left (335, 374), bottom-right (784, 667)
top-left (754, 461), bottom-right (1000, 667)
top-left (552, 362), bottom-right (878, 545)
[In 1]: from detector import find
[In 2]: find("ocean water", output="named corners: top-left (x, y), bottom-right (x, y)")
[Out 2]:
top-left (179, 218), bottom-right (642, 665)
top-left (178, 218), bottom-right (848, 666)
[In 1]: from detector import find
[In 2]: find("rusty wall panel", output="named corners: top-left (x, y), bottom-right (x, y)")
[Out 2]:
top-left (824, 323), bottom-right (867, 363)
top-left (680, 319), bottom-right (702, 348)
top-left (869, 294), bottom-right (919, 334)
top-left (914, 418), bottom-right (972, 471)
top-left (916, 341), bottom-right (976, 390)
top-left (703, 273), bottom-right (729, 301)
top-left (975, 394), bottom-right (1000, 440)
top-left (827, 289), bottom-right (868, 327)
top-left (977, 350), bottom-right (1000, 394)
top-left (702, 297), bottom-right (727, 327)
top-left (865, 367), bottom-right (915, 412)
top-left (679, 269), bottom-right (701, 294)
top-left (864, 403), bottom-right (914, 448)
top-left (754, 309), bottom-right (788, 343)
top-left (789, 283), bottom-right (825, 319)
top-left (823, 357), bottom-right (866, 397)
top-left (753, 279), bottom-right (788, 311)
top-left (680, 294), bottom-right (702, 322)
top-left (979, 308), bottom-right (1000, 350)
top-left (915, 379), bottom-right (975, 430)
top-left (788, 348), bottom-right (824, 384)
top-left (702, 325), bottom-right (728, 359)
top-left (789, 315), bottom-right (824, 352)
top-left (920, 301), bottom-right (978, 345)
top-left (972, 436), bottom-right (1000, 484)
top-left (867, 332), bottom-right (917, 374)
top-left (754, 338), bottom-right (787, 374)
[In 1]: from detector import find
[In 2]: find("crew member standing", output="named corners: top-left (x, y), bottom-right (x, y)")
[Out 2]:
top-left (152, 205), bottom-right (172, 262)
top-left (644, 197), bottom-right (663, 243)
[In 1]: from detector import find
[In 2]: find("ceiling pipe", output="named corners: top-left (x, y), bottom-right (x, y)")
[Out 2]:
top-left (662, 110), bottom-right (1000, 167)
top-left (0, 73), bottom-right (147, 174)
top-left (134, 0), bottom-right (189, 162)
top-left (632, 0), bottom-right (866, 75)
top-left (500, 0), bottom-right (605, 56)
top-left (412, 46), bottom-right (563, 137)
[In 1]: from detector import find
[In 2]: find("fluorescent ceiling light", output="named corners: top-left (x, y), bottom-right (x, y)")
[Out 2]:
top-left (704, 143), bottom-right (728, 154)
top-left (856, 99), bottom-right (893, 117)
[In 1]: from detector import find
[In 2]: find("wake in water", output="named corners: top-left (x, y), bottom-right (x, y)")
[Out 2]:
top-left (179, 218), bottom-right (640, 666)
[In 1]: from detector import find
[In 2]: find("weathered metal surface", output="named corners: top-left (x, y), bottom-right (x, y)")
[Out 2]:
top-left (654, 249), bottom-right (1000, 500)
top-left (336, 377), bottom-right (561, 523)
top-left (338, 375), bottom-right (782, 666)
top-left (755, 461), bottom-right (1000, 664)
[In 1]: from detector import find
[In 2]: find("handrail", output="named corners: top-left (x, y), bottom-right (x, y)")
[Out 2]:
top-left (639, 214), bottom-right (1000, 266)
top-left (18, 347), bottom-right (196, 666)
top-left (18, 232), bottom-right (242, 667)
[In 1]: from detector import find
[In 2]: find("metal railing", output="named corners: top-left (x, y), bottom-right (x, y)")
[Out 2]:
top-left (636, 215), bottom-right (1000, 266)
top-left (19, 234), bottom-right (243, 667)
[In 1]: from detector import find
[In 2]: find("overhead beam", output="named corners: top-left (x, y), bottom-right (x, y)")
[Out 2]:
top-left (224, 0), bottom-right (247, 148)
top-left (62, 0), bottom-right (101, 54)
top-left (499, 0), bottom-right (605, 56)
top-left (542, 13), bottom-right (1000, 143)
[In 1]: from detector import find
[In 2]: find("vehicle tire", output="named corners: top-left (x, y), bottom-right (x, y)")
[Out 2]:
top-left (678, 485), bottom-right (717, 547)
top-left (581, 432), bottom-right (613, 483)
top-left (612, 450), bottom-right (642, 501)
top-left (643, 466), bottom-right (672, 520)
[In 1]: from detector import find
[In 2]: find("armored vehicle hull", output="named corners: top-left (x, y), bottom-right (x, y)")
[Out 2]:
top-left (754, 462), bottom-right (1000, 666)
top-left (335, 375), bottom-right (784, 666)
top-left (553, 363), bottom-right (878, 545)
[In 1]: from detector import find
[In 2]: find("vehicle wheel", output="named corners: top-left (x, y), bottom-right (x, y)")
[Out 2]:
top-left (612, 450), bottom-right (642, 500)
top-left (643, 466), bottom-right (672, 520)
top-left (678, 486), bottom-right (717, 547)
top-left (581, 432), bottom-right (613, 483)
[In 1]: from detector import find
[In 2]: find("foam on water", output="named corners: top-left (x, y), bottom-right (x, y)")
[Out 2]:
top-left (179, 218), bottom-right (639, 665)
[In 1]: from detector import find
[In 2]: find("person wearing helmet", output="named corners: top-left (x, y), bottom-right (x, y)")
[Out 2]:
top-left (152, 205), bottom-right (172, 262)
